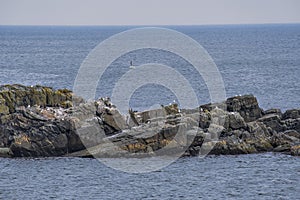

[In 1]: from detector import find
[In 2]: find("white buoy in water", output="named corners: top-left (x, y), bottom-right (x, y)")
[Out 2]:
top-left (129, 61), bottom-right (136, 69)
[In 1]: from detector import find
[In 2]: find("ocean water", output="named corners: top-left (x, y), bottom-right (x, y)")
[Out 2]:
top-left (0, 154), bottom-right (299, 199)
top-left (0, 24), bottom-right (299, 111)
top-left (0, 25), bottom-right (300, 199)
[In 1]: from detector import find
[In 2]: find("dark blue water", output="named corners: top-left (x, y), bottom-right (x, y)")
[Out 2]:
top-left (0, 25), bottom-right (300, 199)
top-left (0, 153), bottom-right (299, 199)
top-left (0, 25), bottom-right (299, 111)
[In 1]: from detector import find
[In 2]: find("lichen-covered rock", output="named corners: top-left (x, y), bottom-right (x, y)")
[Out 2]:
top-left (1, 84), bottom-right (300, 158)
top-left (0, 84), bottom-right (76, 116)
top-left (291, 144), bottom-right (300, 156)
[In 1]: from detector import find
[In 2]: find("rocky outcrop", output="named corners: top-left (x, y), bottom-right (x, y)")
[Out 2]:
top-left (0, 84), bottom-right (85, 123)
top-left (0, 85), bottom-right (299, 158)
top-left (226, 95), bottom-right (263, 122)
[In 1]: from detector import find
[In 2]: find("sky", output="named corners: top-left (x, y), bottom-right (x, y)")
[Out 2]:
top-left (0, 0), bottom-right (299, 25)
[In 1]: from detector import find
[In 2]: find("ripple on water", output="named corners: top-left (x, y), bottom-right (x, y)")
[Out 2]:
top-left (0, 153), bottom-right (299, 199)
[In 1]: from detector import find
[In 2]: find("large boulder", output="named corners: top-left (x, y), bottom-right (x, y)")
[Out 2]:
top-left (226, 95), bottom-right (263, 122)
top-left (2, 106), bottom-right (85, 157)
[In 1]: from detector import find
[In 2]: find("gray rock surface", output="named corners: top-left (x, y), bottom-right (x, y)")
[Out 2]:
top-left (0, 84), bottom-right (299, 158)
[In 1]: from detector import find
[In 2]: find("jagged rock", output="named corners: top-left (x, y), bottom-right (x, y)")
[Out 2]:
top-left (0, 148), bottom-right (11, 157)
top-left (284, 130), bottom-right (300, 139)
top-left (282, 109), bottom-right (300, 120)
top-left (228, 112), bottom-right (247, 130)
top-left (198, 112), bottom-right (210, 129)
top-left (283, 118), bottom-right (300, 133)
top-left (273, 144), bottom-right (291, 152)
top-left (263, 108), bottom-right (282, 117)
top-left (1, 84), bottom-right (300, 158)
top-left (226, 95), bottom-right (262, 122)
top-left (258, 114), bottom-right (285, 133)
top-left (0, 84), bottom-right (79, 116)
top-left (76, 117), bottom-right (106, 148)
top-left (95, 98), bottom-right (128, 135)
top-left (209, 139), bottom-right (258, 155)
top-left (291, 144), bottom-right (300, 156)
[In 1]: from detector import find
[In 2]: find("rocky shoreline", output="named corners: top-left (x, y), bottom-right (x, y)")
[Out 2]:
top-left (0, 84), bottom-right (299, 158)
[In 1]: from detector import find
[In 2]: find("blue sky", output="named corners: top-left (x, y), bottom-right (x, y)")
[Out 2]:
top-left (0, 0), bottom-right (299, 25)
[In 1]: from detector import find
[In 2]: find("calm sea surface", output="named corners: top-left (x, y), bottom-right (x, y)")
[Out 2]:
top-left (0, 24), bottom-right (299, 110)
top-left (0, 154), bottom-right (299, 199)
top-left (0, 25), bottom-right (299, 199)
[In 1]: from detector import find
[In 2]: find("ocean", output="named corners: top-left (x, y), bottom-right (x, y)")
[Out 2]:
top-left (0, 24), bottom-right (299, 199)
top-left (1, 154), bottom-right (299, 199)
top-left (0, 24), bottom-right (299, 111)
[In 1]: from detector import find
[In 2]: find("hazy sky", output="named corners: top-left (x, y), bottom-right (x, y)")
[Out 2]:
top-left (0, 0), bottom-right (299, 25)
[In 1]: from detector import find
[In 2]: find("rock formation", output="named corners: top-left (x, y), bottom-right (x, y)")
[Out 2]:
top-left (0, 84), bottom-right (299, 158)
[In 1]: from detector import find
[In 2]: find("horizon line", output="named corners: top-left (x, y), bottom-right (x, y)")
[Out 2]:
top-left (0, 22), bottom-right (299, 27)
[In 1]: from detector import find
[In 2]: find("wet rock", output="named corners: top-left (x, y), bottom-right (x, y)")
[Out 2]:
top-left (0, 147), bottom-right (11, 157)
top-left (291, 144), bottom-right (300, 156)
top-left (209, 139), bottom-right (258, 155)
top-left (273, 144), bottom-right (291, 152)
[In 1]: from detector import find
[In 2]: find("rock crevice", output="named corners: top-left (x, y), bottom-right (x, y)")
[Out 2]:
top-left (0, 85), bottom-right (299, 158)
